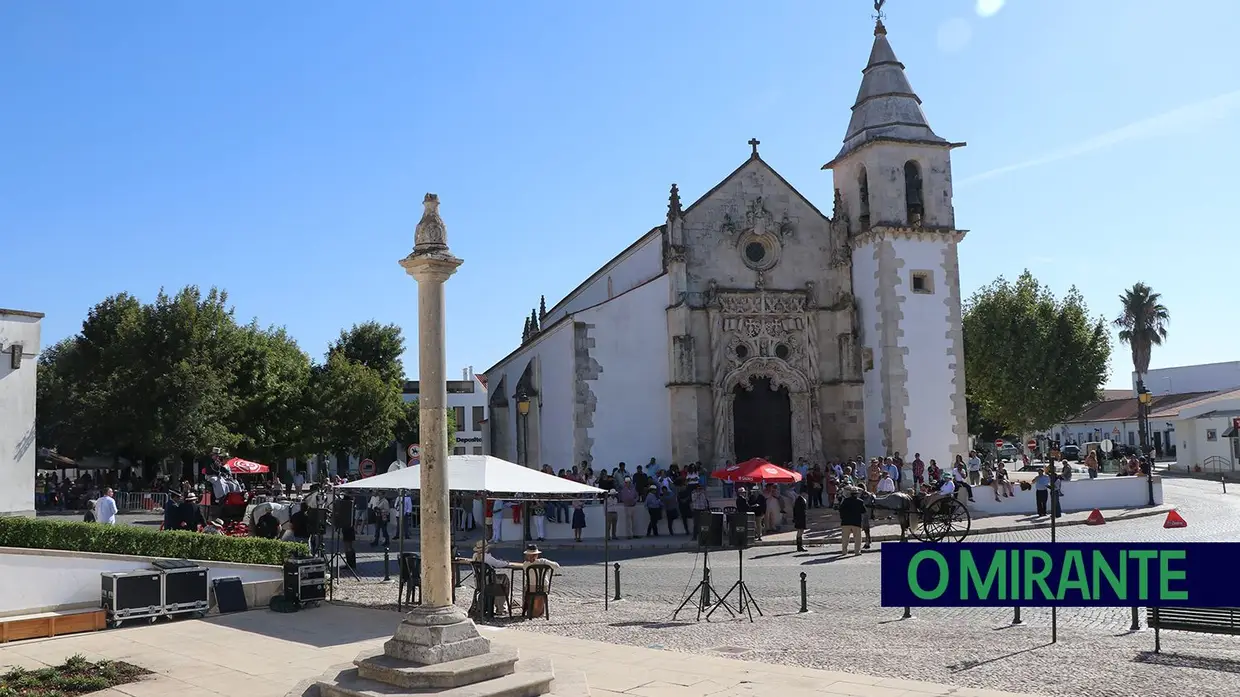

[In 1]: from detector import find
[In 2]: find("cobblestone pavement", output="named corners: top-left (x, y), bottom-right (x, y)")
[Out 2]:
top-left (333, 479), bottom-right (1240, 697)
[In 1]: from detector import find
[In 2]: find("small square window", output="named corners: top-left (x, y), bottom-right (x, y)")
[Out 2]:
top-left (910, 270), bottom-right (934, 294)
top-left (1207, 429), bottom-right (1218, 442)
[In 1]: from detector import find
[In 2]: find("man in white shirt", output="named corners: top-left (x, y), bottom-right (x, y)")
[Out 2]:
top-left (966, 452), bottom-right (982, 486)
top-left (939, 477), bottom-right (957, 496)
top-left (96, 488), bottom-right (118, 525)
top-left (876, 472), bottom-right (897, 494)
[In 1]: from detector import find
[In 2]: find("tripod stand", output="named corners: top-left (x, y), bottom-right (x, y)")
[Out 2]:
top-left (709, 547), bottom-right (761, 622)
top-left (673, 547), bottom-right (734, 622)
top-left (321, 487), bottom-right (360, 598)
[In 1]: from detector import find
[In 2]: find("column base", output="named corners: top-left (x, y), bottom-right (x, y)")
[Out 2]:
top-left (383, 605), bottom-right (490, 665)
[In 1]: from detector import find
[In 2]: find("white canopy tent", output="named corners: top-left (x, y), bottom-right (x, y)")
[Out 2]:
top-left (336, 454), bottom-right (603, 499)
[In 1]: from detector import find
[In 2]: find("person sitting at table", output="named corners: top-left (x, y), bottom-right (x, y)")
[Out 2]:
top-left (472, 541), bottom-right (512, 615)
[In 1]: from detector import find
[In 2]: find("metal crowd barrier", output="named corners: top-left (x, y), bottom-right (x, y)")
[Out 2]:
top-left (400, 505), bottom-right (472, 531)
top-left (116, 492), bottom-right (172, 513)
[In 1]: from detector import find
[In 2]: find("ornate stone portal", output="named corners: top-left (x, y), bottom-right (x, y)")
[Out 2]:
top-left (708, 287), bottom-right (824, 465)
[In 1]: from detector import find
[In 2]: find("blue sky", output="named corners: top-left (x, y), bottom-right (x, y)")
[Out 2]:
top-left (3, 0), bottom-right (1235, 389)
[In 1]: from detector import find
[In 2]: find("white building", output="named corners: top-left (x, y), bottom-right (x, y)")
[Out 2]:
top-left (0, 308), bottom-right (43, 517)
top-left (1169, 388), bottom-right (1240, 473)
top-left (485, 18), bottom-right (970, 470)
top-left (1134, 360), bottom-right (1240, 396)
top-left (402, 368), bottom-right (489, 455)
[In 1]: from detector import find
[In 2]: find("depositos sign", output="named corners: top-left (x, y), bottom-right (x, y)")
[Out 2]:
top-left (880, 543), bottom-right (1230, 607)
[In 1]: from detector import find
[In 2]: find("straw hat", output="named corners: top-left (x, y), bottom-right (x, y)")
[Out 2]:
top-left (211, 518), bottom-right (225, 527)
top-left (473, 540), bottom-right (486, 552)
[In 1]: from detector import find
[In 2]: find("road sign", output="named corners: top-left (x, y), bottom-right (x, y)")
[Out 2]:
top-left (359, 458), bottom-right (375, 477)
top-left (1100, 439), bottom-right (1114, 454)
top-left (1026, 439), bottom-right (1037, 449)
top-left (406, 444), bottom-right (420, 463)
top-left (994, 439), bottom-right (1005, 448)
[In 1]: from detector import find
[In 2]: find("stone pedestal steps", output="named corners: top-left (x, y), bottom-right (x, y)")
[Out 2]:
top-left (292, 649), bottom-right (586, 697)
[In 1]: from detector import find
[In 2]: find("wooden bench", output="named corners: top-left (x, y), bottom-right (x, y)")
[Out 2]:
top-left (1147, 607), bottom-right (1240, 653)
top-left (0, 608), bottom-right (107, 643)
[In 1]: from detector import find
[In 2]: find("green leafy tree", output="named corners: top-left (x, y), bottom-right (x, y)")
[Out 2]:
top-left (228, 323), bottom-right (313, 465)
top-left (328, 321), bottom-right (406, 386)
top-left (963, 270), bottom-right (1111, 435)
top-left (308, 352), bottom-right (405, 459)
top-left (1113, 282), bottom-right (1170, 386)
top-left (396, 398), bottom-right (458, 452)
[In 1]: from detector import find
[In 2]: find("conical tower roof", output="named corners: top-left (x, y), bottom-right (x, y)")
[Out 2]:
top-left (825, 21), bottom-right (952, 168)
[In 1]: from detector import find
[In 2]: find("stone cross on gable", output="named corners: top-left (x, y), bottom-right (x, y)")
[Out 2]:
top-left (748, 138), bottom-right (760, 157)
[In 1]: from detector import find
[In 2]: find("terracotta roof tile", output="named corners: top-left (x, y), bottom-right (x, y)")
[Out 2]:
top-left (1067, 391), bottom-right (1216, 423)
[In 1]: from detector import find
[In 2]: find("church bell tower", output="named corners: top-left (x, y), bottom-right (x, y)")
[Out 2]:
top-left (823, 8), bottom-right (970, 462)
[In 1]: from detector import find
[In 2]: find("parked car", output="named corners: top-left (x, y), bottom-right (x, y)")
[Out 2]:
top-left (1060, 444), bottom-right (1081, 461)
top-left (997, 443), bottom-right (1020, 461)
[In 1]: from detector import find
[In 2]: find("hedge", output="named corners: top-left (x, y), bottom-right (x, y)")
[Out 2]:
top-left (0, 517), bottom-right (308, 566)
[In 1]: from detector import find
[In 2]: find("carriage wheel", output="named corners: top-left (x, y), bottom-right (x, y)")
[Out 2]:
top-left (920, 498), bottom-right (971, 543)
top-left (904, 511), bottom-right (926, 541)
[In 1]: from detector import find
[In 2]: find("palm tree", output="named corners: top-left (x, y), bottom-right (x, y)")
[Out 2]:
top-left (1113, 282), bottom-right (1171, 382)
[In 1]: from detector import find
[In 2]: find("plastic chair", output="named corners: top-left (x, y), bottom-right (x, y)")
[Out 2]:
top-left (399, 553), bottom-right (421, 606)
top-left (470, 562), bottom-right (508, 619)
top-left (522, 563), bottom-right (554, 620)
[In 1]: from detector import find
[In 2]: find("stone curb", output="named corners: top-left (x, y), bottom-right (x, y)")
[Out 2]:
top-left (486, 505), bottom-right (1176, 552)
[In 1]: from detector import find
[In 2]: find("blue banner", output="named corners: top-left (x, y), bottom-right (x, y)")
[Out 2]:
top-left (880, 543), bottom-right (1240, 607)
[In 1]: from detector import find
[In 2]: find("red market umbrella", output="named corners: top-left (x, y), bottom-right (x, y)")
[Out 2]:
top-left (223, 457), bottom-right (270, 475)
top-left (711, 458), bottom-right (802, 484)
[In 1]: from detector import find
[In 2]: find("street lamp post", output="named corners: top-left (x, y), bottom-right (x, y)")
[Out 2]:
top-left (1138, 383), bottom-right (1155, 506)
top-left (516, 391), bottom-right (532, 541)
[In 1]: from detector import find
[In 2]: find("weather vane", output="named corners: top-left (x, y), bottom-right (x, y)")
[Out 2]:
top-left (873, 0), bottom-right (885, 20)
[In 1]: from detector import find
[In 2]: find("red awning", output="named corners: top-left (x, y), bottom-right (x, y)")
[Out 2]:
top-left (224, 457), bottom-right (269, 475)
top-left (711, 458), bottom-right (802, 484)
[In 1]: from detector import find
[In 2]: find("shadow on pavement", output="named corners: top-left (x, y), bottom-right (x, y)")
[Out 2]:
top-left (948, 643), bottom-right (1054, 673)
top-left (203, 604), bottom-right (398, 648)
top-left (1134, 651), bottom-right (1240, 674)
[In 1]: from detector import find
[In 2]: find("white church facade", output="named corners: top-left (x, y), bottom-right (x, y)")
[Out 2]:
top-left (485, 18), bottom-right (970, 471)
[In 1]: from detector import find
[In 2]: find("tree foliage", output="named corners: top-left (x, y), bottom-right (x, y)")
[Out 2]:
top-left (35, 286), bottom-right (423, 478)
top-left (1113, 282), bottom-right (1170, 380)
top-left (396, 398), bottom-right (458, 451)
top-left (963, 271), bottom-right (1111, 435)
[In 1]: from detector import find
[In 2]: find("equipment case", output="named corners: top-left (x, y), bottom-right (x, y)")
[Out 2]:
top-left (284, 557), bottom-right (327, 603)
top-left (101, 570), bottom-right (163, 623)
top-left (153, 559), bottom-right (210, 615)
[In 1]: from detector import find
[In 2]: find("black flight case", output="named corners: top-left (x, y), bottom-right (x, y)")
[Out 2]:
top-left (153, 559), bottom-right (210, 617)
top-left (284, 557), bottom-right (327, 605)
top-left (101, 570), bottom-right (163, 627)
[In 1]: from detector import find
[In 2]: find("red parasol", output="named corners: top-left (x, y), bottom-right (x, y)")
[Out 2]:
top-left (711, 458), bottom-right (802, 484)
top-left (223, 457), bottom-right (269, 475)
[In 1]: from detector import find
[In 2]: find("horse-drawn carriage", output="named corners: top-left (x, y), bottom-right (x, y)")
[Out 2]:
top-left (860, 488), bottom-right (971, 543)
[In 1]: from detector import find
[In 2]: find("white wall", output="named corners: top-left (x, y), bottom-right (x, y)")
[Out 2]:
top-left (576, 276), bottom-right (672, 468)
top-left (1138, 361), bottom-right (1240, 396)
top-left (540, 232), bottom-right (664, 327)
top-left (852, 243), bottom-right (884, 456)
top-left (0, 311), bottom-right (41, 517)
top-left (486, 321), bottom-right (575, 468)
top-left (895, 238), bottom-right (960, 464)
top-left (1173, 413), bottom-right (1239, 472)
top-left (966, 475), bottom-right (1164, 516)
top-left (0, 547), bottom-right (282, 616)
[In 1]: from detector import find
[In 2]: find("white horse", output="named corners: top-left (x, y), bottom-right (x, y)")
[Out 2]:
top-left (250, 500), bottom-right (299, 538)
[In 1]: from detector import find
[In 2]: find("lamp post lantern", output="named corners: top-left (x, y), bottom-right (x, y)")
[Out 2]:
top-left (516, 391), bottom-right (532, 540)
top-left (1138, 385), bottom-right (1155, 506)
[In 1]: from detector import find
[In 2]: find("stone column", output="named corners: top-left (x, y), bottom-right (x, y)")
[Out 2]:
top-left (395, 194), bottom-right (489, 663)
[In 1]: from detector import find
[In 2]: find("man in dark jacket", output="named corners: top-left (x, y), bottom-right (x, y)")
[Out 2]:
top-left (838, 489), bottom-right (866, 556)
top-left (793, 485), bottom-right (808, 551)
top-left (162, 492), bottom-right (184, 530)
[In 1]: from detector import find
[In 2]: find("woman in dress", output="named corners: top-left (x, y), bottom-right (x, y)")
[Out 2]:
top-left (571, 498), bottom-right (587, 542)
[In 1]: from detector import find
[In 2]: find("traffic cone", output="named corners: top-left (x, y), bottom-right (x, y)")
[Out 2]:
top-left (1085, 509), bottom-right (1106, 525)
top-left (1163, 510), bottom-right (1188, 529)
